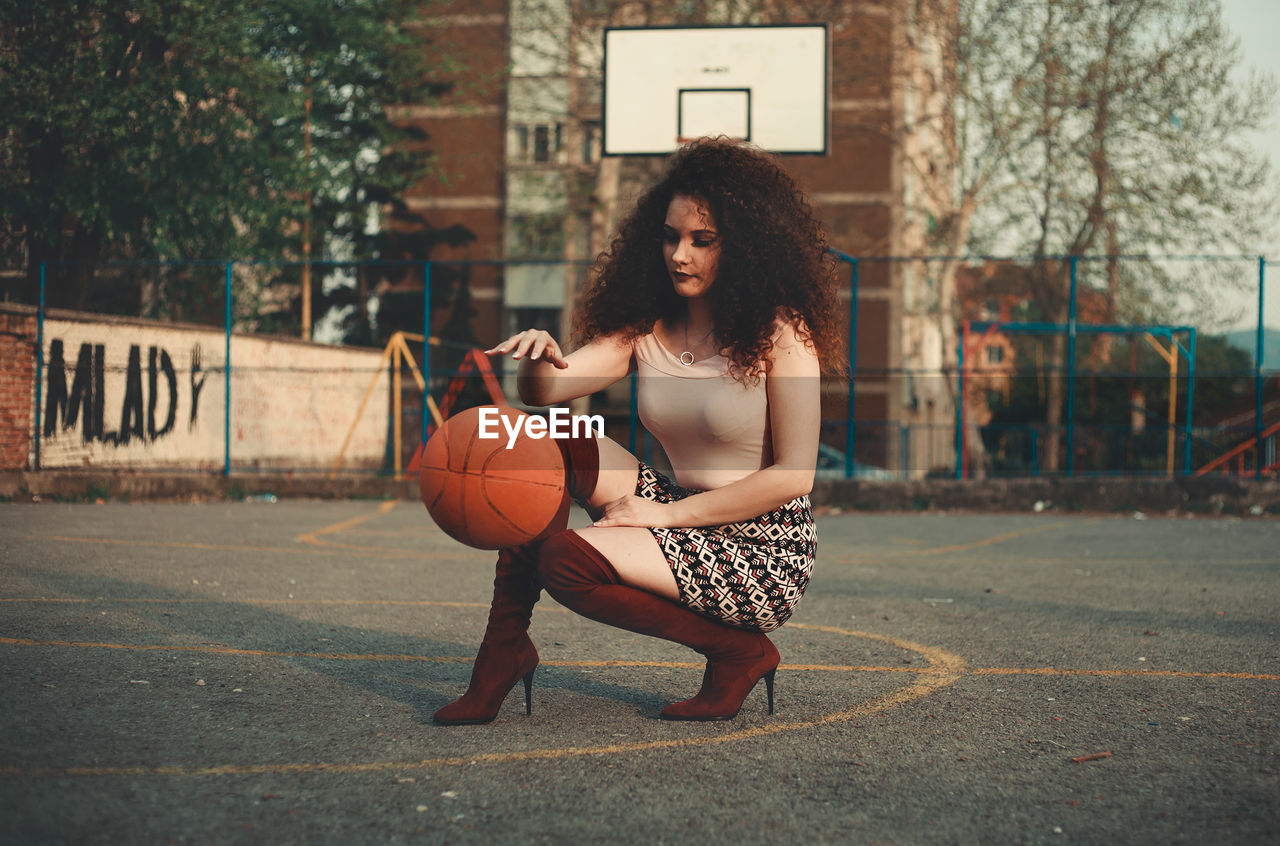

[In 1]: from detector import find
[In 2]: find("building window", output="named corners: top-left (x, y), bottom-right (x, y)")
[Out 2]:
top-left (581, 122), bottom-right (601, 164)
top-left (511, 126), bottom-right (529, 161)
top-left (507, 213), bottom-right (565, 259)
top-left (509, 122), bottom-right (564, 164)
top-left (508, 307), bottom-right (560, 336)
top-left (985, 344), bottom-right (1004, 365)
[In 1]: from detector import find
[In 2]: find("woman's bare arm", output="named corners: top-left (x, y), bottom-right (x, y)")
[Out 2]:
top-left (486, 329), bottom-right (633, 407)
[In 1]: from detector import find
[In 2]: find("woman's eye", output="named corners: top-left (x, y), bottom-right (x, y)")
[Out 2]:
top-left (661, 232), bottom-right (717, 248)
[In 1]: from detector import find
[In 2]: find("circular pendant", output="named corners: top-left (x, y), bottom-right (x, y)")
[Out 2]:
top-left (679, 351), bottom-right (695, 366)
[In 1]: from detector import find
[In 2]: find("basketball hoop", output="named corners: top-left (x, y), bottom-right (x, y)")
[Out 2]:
top-left (602, 24), bottom-right (828, 156)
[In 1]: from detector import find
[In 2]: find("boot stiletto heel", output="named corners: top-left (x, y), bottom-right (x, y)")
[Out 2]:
top-left (521, 668), bottom-right (535, 716)
top-left (432, 544), bottom-right (542, 726)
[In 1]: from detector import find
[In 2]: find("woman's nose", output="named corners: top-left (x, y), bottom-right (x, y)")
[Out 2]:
top-left (671, 239), bottom-right (689, 263)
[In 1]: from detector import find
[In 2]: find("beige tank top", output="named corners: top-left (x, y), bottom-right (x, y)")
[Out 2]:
top-left (634, 332), bottom-right (770, 491)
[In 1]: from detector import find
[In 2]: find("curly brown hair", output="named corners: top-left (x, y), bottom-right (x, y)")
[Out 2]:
top-left (573, 137), bottom-right (847, 378)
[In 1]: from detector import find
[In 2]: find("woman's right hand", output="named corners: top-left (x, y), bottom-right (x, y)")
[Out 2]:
top-left (484, 329), bottom-right (570, 370)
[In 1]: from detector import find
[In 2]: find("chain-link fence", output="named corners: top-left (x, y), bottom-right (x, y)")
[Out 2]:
top-left (2, 254), bottom-right (1274, 479)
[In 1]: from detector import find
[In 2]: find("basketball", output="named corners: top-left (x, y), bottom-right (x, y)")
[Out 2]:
top-left (418, 405), bottom-right (567, 550)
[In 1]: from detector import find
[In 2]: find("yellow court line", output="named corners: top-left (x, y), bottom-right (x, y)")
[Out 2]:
top-left (5, 628), bottom-right (1276, 780)
top-left (2, 635), bottom-right (1274, 682)
top-left (0, 636), bottom-right (909, 671)
top-left (0, 597), bottom-right (542, 611)
top-left (295, 500), bottom-right (400, 549)
top-left (29, 534), bottom-right (440, 560)
top-left (7, 508), bottom-right (1272, 779)
top-left (971, 666), bottom-right (1280, 681)
top-left (30, 508), bottom-right (1076, 565)
top-left (32, 535), bottom-right (340, 556)
top-left (0, 636), bottom-right (473, 663)
top-left (29, 500), bottom-right (452, 560)
top-left (0, 677), bottom-right (952, 780)
top-left (1020, 557), bottom-right (1280, 566)
top-left (839, 519), bottom-right (1084, 560)
top-left (0, 628), bottom-right (967, 779)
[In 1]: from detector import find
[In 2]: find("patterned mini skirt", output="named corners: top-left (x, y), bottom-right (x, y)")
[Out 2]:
top-left (637, 462), bottom-right (816, 633)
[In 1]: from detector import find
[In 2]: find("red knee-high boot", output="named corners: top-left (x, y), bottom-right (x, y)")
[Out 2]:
top-left (432, 542), bottom-right (543, 725)
top-left (432, 433), bottom-right (599, 726)
top-left (537, 531), bottom-right (779, 721)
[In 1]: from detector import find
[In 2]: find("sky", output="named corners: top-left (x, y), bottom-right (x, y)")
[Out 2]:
top-left (1217, 0), bottom-right (1279, 330)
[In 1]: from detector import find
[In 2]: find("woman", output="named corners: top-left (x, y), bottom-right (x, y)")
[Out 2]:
top-left (433, 137), bottom-right (846, 724)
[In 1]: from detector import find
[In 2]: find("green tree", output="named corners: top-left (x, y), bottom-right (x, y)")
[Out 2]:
top-left (0, 0), bottom-right (460, 335)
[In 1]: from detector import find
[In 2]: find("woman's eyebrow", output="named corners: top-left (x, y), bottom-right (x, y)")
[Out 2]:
top-left (663, 224), bottom-right (717, 234)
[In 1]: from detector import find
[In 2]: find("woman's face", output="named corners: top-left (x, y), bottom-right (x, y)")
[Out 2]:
top-left (662, 194), bottom-right (720, 300)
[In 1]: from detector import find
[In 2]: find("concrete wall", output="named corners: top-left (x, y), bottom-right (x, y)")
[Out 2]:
top-left (8, 306), bottom-right (390, 472)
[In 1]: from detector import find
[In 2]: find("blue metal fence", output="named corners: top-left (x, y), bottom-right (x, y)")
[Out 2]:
top-left (18, 253), bottom-right (1276, 479)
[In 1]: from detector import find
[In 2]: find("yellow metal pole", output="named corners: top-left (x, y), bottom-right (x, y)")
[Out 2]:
top-left (328, 338), bottom-right (396, 479)
top-left (394, 333), bottom-right (443, 428)
top-left (301, 66), bottom-right (313, 341)
top-left (395, 333), bottom-right (427, 392)
top-left (393, 332), bottom-right (404, 477)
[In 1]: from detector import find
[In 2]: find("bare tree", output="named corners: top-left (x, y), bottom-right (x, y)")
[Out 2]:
top-left (893, 0), bottom-right (1070, 475)
top-left (898, 0), bottom-right (1276, 474)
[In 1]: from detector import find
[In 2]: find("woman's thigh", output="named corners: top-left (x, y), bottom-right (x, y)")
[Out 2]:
top-left (566, 526), bottom-right (680, 601)
top-left (584, 435), bottom-right (640, 514)
top-left (564, 435), bottom-right (678, 600)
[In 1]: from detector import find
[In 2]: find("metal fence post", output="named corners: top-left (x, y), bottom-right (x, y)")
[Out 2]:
top-left (33, 262), bottom-right (46, 471)
top-left (224, 261), bottom-right (233, 477)
top-left (422, 260), bottom-right (432, 445)
top-left (846, 257), bottom-right (859, 478)
top-left (1065, 256), bottom-right (1079, 477)
top-left (1257, 257), bottom-right (1266, 481)
top-left (1183, 328), bottom-right (1196, 475)
top-left (955, 327), bottom-right (964, 479)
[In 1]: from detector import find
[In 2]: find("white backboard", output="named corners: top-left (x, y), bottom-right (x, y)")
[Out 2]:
top-left (602, 24), bottom-right (829, 156)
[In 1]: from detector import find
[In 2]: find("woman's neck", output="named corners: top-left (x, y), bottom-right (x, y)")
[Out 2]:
top-left (683, 297), bottom-right (715, 338)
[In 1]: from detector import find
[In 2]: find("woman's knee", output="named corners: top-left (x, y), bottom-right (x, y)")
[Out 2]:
top-left (535, 531), bottom-right (575, 591)
top-left (556, 432), bottom-right (600, 502)
top-left (536, 530), bottom-right (619, 594)
top-left (584, 436), bottom-right (641, 510)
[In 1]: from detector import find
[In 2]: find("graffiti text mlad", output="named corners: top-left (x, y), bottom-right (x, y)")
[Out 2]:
top-left (43, 340), bottom-right (206, 444)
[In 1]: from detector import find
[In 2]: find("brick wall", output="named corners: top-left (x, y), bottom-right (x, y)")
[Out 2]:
top-left (0, 305), bottom-right (36, 470)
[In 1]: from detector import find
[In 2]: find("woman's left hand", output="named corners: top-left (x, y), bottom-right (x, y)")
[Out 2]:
top-left (591, 494), bottom-right (677, 529)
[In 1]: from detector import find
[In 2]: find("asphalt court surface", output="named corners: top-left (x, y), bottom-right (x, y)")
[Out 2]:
top-left (1, 501), bottom-right (1277, 845)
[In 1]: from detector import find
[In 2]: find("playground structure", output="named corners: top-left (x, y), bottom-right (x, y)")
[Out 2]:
top-left (330, 333), bottom-right (517, 480)
top-left (959, 320), bottom-right (1198, 478)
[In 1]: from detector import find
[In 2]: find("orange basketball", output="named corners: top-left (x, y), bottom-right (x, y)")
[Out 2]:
top-left (418, 405), bottom-right (567, 550)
